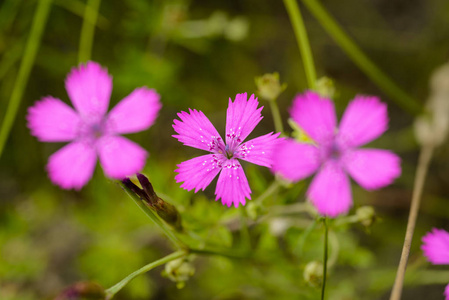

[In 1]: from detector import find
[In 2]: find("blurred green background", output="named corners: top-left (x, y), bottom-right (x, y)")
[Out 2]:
top-left (1, 0), bottom-right (449, 299)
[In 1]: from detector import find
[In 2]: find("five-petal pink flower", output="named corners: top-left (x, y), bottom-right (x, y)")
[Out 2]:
top-left (272, 91), bottom-right (401, 217)
top-left (173, 93), bottom-right (281, 207)
top-left (422, 228), bottom-right (449, 299)
top-left (27, 61), bottom-right (161, 189)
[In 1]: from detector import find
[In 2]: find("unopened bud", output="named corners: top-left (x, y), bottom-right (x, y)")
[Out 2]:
top-left (255, 72), bottom-right (287, 101)
top-left (303, 261), bottom-right (323, 288)
top-left (315, 77), bottom-right (336, 99)
top-left (355, 206), bottom-right (376, 227)
top-left (162, 257), bottom-right (195, 289)
top-left (415, 63), bottom-right (449, 147)
top-left (122, 174), bottom-right (183, 231)
top-left (54, 281), bottom-right (105, 300)
top-left (154, 197), bottom-right (183, 231)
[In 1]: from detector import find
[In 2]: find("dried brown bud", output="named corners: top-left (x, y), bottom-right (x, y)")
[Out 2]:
top-left (54, 282), bottom-right (105, 300)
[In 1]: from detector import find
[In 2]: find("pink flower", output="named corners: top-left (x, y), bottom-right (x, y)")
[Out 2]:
top-left (272, 91), bottom-right (401, 217)
top-left (172, 93), bottom-right (281, 207)
top-left (422, 228), bottom-right (449, 299)
top-left (27, 61), bottom-right (161, 190)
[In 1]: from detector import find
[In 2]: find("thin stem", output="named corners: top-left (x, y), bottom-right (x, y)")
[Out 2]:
top-left (283, 0), bottom-right (317, 89)
top-left (120, 182), bottom-right (187, 250)
top-left (254, 180), bottom-right (280, 204)
top-left (301, 0), bottom-right (421, 115)
top-left (321, 217), bottom-right (328, 300)
top-left (105, 250), bottom-right (187, 299)
top-left (269, 100), bottom-right (284, 134)
top-left (239, 206), bottom-right (251, 250)
top-left (390, 146), bottom-right (434, 300)
top-left (78, 0), bottom-right (101, 63)
top-left (190, 246), bottom-right (249, 259)
top-left (0, 0), bottom-right (52, 159)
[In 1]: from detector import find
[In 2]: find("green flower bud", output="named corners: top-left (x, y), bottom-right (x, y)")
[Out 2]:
top-left (315, 77), bottom-right (336, 99)
top-left (162, 257), bottom-right (195, 289)
top-left (355, 206), bottom-right (376, 227)
top-left (303, 261), bottom-right (323, 288)
top-left (255, 73), bottom-right (287, 101)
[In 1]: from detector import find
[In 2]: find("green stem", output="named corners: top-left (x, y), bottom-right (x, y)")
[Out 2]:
top-left (269, 100), bottom-right (284, 134)
top-left (120, 182), bottom-right (187, 250)
top-left (254, 180), bottom-right (280, 204)
top-left (301, 0), bottom-right (422, 115)
top-left (0, 0), bottom-right (52, 159)
top-left (105, 250), bottom-right (187, 299)
top-left (321, 218), bottom-right (328, 300)
top-left (283, 0), bottom-right (317, 89)
top-left (190, 246), bottom-right (249, 259)
top-left (239, 206), bottom-right (251, 250)
top-left (78, 0), bottom-right (101, 63)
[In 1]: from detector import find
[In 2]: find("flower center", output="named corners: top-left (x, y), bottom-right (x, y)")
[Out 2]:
top-left (225, 144), bottom-right (234, 159)
top-left (77, 116), bottom-right (109, 144)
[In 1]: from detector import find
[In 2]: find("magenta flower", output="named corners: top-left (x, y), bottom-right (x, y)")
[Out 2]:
top-left (172, 93), bottom-right (281, 207)
top-left (422, 228), bottom-right (449, 299)
top-left (272, 91), bottom-right (401, 217)
top-left (27, 61), bottom-right (161, 190)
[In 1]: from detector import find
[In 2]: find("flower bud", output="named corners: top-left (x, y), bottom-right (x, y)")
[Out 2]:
top-left (154, 197), bottom-right (183, 231)
top-left (54, 281), bottom-right (105, 300)
top-left (122, 174), bottom-right (183, 231)
top-left (414, 63), bottom-right (449, 147)
top-left (255, 72), bottom-right (287, 101)
top-left (315, 77), bottom-right (336, 99)
top-left (162, 257), bottom-right (195, 289)
top-left (355, 206), bottom-right (376, 227)
top-left (303, 261), bottom-right (323, 288)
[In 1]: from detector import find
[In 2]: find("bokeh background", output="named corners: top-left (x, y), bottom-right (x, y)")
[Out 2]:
top-left (1, 0), bottom-right (449, 299)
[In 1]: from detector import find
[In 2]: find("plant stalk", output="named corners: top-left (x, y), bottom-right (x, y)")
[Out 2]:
top-left (283, 0), bottom-right (317, 89)
top-left (321, 217), bottom-right (329, 300)
top-left (0, 0), bottom-right (52, 159)
top-left (78, 0), bottom-right (101, 63)
top-left (301, 0), bottom-right (421, 115)
top-left (120, 182), bottom-right (186, 250)
top-left (390, 145), bottom-right (433, 300)
top-left (105, 250), bottom-right (187, 299)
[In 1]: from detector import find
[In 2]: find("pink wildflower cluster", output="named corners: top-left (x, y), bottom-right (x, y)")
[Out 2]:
top-left (27, 62), bottom-right (161, 189)
top-left (422, 228), bottom-right (449, 299)
top-left (28, 62), bottom-right (401, 214)
top-left (272, 91), bottom-right (401, 217)
top-left (172, 93), bottom-right (281, 207)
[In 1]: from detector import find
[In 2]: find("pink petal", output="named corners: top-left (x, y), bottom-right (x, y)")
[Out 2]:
top-left (97, 136), bottom-right (147, 179)
top-left (289, 91), bottom-right (336, 145)
top-left (27, 96), bottom-right (80, 142)
top-left (237, 132), bottom-right (282, 168)
top-left (107, 87), bottom-right (161, 134)
top-left (215, 159), bottom-right (251, 207)
top-left (65, 61), bottom-right (112, 118)
top-left (271, 139), bottom-right (321, 182)
top-left (421, 228), bottom-right (449, 265)
top-left (174, 154), bottom-right (222, 192)
top-left (342, 149), bottom-right (401, 190)
top-left (336, 95), bottom-right (388, 148)
top-left (307, 160), bottom-right (352, 217)
top-left (445, 283), bottom-right (449, 300)
top-left (172, 109), bottom-right (224, 152)
top-left (46, 141), bottom-right (97, 190)
top-left (225, 93), bottom-right (263, 145)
